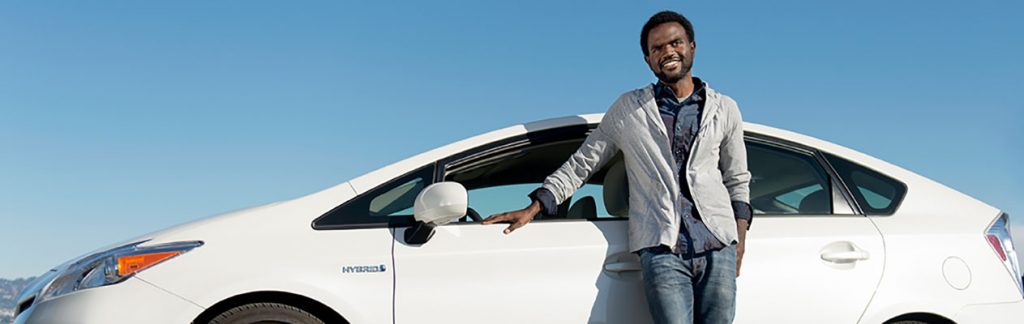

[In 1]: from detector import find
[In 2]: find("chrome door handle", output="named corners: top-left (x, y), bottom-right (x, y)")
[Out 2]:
top-left (605, 262), bottom-right (642, 272)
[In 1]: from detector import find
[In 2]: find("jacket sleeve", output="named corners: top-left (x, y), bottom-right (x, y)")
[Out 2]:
top-left (541, 114), bottom-right (620, 206)
top-left (528, 187), bottom-right (559, 217)
top-left (718, 97), bottom-right (753, 225)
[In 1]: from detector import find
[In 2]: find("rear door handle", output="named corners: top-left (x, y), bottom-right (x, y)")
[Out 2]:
top-left (605, 262), bottom-right (642, 272)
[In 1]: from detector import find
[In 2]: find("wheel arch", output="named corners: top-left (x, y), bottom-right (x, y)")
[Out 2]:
top-left (884, 312), bottom-right (956, 324)
top-left (191, 290), bottom-right (349, 324)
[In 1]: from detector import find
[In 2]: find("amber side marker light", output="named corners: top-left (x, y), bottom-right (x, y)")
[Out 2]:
top-left (118, 251), bottom-right (184, 276)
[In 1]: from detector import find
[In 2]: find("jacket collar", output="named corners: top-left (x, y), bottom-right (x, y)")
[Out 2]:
top-left (639, 79), bottom-right (722, 140)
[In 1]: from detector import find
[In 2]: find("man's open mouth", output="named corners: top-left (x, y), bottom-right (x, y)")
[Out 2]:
top-left (661, 58), bottom-right (682, 69)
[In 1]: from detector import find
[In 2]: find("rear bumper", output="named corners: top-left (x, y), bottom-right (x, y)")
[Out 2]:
top-left (954, 299), bottom-right (1024, 323)
top-left (14, 277), bottom-right (204, 324)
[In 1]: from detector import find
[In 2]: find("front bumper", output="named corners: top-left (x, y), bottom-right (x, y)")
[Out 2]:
top-left (954, 299), bottom-right (1024, 323)
top-left (15, 277), bottom-right (204, 324)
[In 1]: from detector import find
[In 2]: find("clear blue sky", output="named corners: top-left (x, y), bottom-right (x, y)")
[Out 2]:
top-left (1, 1), bottom-right (1021, 278)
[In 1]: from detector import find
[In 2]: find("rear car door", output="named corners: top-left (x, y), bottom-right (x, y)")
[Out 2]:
top-left (734, 137), bottom-right (885, 323)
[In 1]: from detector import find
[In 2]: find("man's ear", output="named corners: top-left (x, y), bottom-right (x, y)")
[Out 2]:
top-left (644, 54), bottom-right (652, 66)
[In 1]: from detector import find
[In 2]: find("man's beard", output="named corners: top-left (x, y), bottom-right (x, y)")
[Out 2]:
top-left (654, 58), bottom-right (692, 84)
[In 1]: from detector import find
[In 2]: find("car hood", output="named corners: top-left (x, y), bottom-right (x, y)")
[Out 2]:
top-left (49, 180), bottom-right (359, 272)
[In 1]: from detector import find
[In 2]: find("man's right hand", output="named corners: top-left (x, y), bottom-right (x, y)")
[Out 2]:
top-left (482, 201), bottom-right (542, 234)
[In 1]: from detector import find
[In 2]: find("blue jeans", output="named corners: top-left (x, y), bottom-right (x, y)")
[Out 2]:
top-left (639, 244), bottom-right (737, 324)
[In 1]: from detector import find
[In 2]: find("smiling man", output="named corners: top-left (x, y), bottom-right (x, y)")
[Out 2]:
top-left (484, 10), bottom-right (751, 324)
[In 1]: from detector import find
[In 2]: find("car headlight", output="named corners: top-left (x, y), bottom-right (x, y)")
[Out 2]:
top-left (39, 240), bottom-right (203, 302)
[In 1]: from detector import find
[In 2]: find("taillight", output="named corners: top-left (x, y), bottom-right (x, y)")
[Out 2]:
top-left (987, 213), bottom-right (1022, 296)
top-left (987, 234), bottom-right (1008, 261)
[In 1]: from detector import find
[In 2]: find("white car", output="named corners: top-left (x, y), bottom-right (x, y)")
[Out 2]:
top-left (14, 114), bottom-right (1024, 324)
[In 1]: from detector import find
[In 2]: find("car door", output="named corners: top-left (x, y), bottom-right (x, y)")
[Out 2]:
top-left (392, 126), bottom-right (651, 324)
top-left (734, 138), bottom-right (885, 324)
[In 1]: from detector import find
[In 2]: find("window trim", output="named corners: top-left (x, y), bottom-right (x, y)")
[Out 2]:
top-left (441, 125), bottom-right (595, 171)
top-left (816, 150), bottom-right (864, 215)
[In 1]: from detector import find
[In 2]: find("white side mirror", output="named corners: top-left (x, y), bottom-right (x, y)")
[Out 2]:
top-left (406, 182), bottom-right (468, 245)
top-left (413, 182), bottom-right (468, 225)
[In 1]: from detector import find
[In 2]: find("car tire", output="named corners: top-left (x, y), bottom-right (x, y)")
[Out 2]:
top-left (208, 302), bottom-right (324, 324)
top-left (888, 321), bottom-right (929, 324)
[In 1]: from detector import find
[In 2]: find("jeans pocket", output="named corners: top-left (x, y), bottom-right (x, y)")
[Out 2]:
top-left (639, 245), bottom-right (675, 272)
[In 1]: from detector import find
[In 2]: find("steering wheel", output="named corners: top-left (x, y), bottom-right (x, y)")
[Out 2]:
top-left (465, 207), bottom-right (483, 222)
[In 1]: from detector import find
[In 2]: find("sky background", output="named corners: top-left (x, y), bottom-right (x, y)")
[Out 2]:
top-left (1, 1), bottom-right (1021, 278)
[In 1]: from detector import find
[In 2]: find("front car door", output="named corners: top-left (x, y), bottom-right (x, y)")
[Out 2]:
top-left (392, 125), bottom-right (650, 324)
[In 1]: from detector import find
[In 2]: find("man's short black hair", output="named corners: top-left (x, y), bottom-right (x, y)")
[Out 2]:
top-left (640, 10), bottom-right (695, 56)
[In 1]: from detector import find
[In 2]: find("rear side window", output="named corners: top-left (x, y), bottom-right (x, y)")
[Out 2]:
top-left (824, 153), bottom-right (907, 215)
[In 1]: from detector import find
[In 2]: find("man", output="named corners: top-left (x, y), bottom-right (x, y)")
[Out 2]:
top-left (482, 10), bottom-right (752, 324)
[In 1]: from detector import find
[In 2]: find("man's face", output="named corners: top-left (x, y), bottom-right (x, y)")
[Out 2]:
top-left (644, 22), bottom-right (695, 84)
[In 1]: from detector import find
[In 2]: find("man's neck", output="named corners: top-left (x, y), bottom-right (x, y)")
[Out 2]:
top-left (662, 74), bottom-right (695, 100)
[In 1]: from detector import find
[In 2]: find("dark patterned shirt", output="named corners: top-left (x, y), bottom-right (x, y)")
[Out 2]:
top-left (654, 78), bottom-right (726, 255)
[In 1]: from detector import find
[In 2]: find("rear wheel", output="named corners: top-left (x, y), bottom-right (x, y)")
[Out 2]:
top-left (208, 302), bottom-right (324, 324)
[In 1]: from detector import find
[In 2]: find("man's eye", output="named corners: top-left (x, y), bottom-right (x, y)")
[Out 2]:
top-left (671, 40), bottom-right (683, 47)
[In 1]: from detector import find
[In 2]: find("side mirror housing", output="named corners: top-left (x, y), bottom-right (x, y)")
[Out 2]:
top-left (406, 182), bottom-right (467, 245)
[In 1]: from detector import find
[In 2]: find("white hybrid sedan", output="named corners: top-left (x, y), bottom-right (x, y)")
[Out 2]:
top-left (14, 114), bottom-right (1024, 324)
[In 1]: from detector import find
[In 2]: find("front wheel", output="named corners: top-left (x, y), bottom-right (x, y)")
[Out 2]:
top-left (208, 302), bottom-right (324, 324)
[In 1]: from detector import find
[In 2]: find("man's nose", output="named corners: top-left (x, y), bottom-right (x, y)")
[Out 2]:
top-left (657, 47), bottom-right (682, 58)
top-left (662, 42), bottom-right (682, 52)
top-left (658, 51), bottom-right (680, 62)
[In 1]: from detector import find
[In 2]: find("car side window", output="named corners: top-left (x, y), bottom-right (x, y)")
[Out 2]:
top-left (442, 126), bottom-right (621, 222)
top-left (312, 164), bottom-right (434, 229)
top-left (463, 183), bottom-right (615, 220)
top-left (463, 183), bottom-right (543, 220)
top-left (746, 141), bottom-right (834, 215)
top-left (824, 153), bottom-right (907, 215)
top-left (369, 176), bottom-right (426, 216)
top-left (567, 184), bottom-right (614, 219)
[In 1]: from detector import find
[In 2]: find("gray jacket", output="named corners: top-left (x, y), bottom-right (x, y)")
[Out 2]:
top-left (541, 83), bottom-right (751, 253)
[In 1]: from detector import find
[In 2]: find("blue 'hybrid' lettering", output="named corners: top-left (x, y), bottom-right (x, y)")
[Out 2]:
top-left (342, 264), bottom-right (387, 274)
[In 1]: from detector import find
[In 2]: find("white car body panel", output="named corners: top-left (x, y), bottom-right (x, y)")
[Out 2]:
top-left (735, 216), bottom-right (885, 324)
top-left (955, 300), bottom-right (1024, 322)
top-left (393, 221), bottom-right (651, 324)
top-left (135, 182), bottom-right (399, 324)
top-left (15, 277), bottom-right (202, 324)
top-left (16, 113), bottom-right (1022, 324)
top-left (746, 124), bottom-right (1017, 323)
